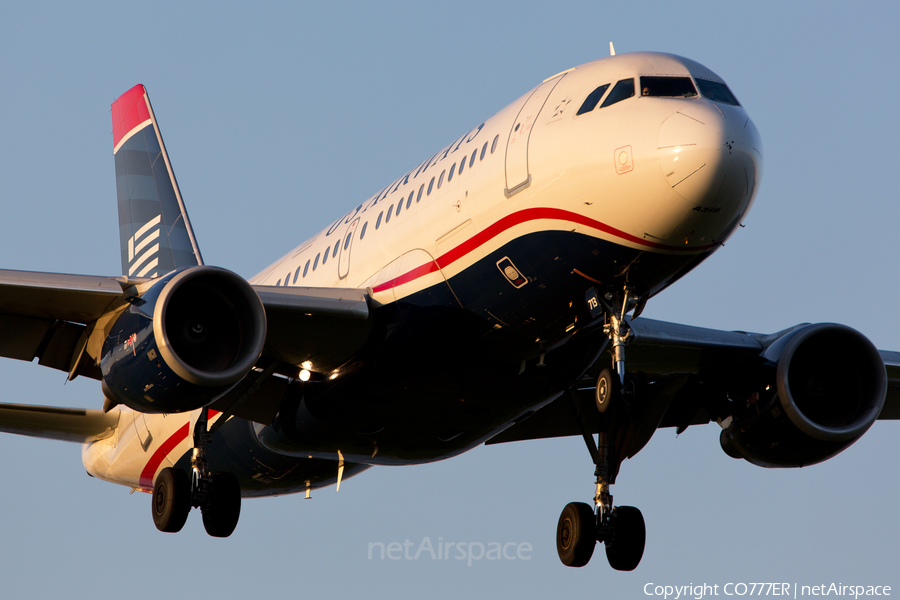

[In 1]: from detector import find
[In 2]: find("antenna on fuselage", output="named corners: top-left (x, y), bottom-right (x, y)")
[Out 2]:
top-left (609, 41), bottom-right (616, 56)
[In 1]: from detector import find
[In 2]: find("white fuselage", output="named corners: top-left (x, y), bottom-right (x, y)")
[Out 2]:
top-left (84, 52), bottom-right (762, 494)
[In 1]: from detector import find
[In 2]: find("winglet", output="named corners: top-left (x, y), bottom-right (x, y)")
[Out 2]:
top-left (112, 85), bottom-right (203, 278)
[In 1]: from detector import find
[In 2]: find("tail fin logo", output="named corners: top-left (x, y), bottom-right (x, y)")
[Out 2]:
top-left (128, 215), bottom-right (162, 277)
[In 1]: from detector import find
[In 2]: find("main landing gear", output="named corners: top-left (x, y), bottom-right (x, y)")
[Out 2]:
top-left (555, 432), bottom-right (646, 570)
top-left (556, 287), bottom-right (646, 569)
top-left (151, 407), bottom-right (242, 537)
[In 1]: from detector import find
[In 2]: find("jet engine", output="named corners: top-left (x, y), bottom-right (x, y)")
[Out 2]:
top-left (100, 266), bottom-right (267, 413)
top-left (719, 323), bottom-right (886, 467)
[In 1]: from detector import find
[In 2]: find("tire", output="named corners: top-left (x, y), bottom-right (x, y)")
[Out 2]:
top-left (556, 502), bottom-right (596, 567)
top-left (595, 368), bottom-right (615, 413)
top-left (152, 467), bottom-right (191, 533)
top-left (622, 372), bottom-right (645, 408)
top-left (202, 472), bottom-right (242, 538)
top-left (605, 506), bottom-right (645, 571)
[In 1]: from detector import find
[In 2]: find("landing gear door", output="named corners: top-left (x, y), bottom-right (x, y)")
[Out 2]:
top-left (338, 218), bottom-right (359, 280)
top-left (504, 74), bottom-right (565, 197)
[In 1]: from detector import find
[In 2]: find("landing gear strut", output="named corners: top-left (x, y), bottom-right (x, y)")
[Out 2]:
top-left (556, 288), bottom-right (647, 569)
top-left (594, 286), bottom-right (643, 413)
top-left (555, 430), bottom-right (646, 570)
top-left (151, 407), bottom-right (241, 537)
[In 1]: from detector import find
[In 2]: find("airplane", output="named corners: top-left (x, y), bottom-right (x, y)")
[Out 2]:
top-left (0, 49), bottom-right (897, 571)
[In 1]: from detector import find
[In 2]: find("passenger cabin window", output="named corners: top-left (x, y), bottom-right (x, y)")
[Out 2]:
top-left (406, 190), bottom-right (413, 209)
top-left (458, 158), bottom-right (465, 176)
top-left (343, 230), bottom-right (353, 250)
top-left (396, 197), bottom-right (403, 216)
top-left (480, 142), bottom-right (487, 160)
top-left (428, 177), bottom-right (435, 195)
top-left (438, 170), bottom-right (445, 188)
top-left (360, 221), bottom-right (368, 239)
top-left (639, 77), bottom-right (697, 98)
top-left (600, 78), bottom-right (635, 108)
top-left (417, 184), bottom-right (424, 202)
top-left (313, 253), bottom-right (320, 271)
top-left (386, 205), bottom-right (393, 223)
top-left (448, 163), bottom-right (456, 182)
top-left (333, 241), bottom-right (339, 258)
top-left (696, 79), bottom-right (740, 106)
top-left (293, 265), bottom-right (301, 284)
top-left (576, 83), bottom-right (610, 115)
top-left (469, 149), bottom-right (476, 168)
top-left (322, 248), bottom-right (328, 264)
top-left (303, 259), bottom-right (310, 277)
top-left (276, 279), bottom-right (281, 286)
top-left (491, 134), bottom-right (499, 153)
top-left (376, 211), bottom-right (383, 229)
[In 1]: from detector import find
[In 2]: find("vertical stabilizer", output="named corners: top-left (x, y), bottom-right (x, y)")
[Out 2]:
top-left (111, 84), bottom-right (203, 278)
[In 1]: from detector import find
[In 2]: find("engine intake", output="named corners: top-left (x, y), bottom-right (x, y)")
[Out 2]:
top-left (720, 323), bottom-right (886, 467)
top-left (101, 266), bottom-right (267, 413)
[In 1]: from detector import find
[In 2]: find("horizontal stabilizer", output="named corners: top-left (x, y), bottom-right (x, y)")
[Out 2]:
top-left (0, 403), bottom-right (119, 443)
top-left (112, 84), bottom-right (203, 278)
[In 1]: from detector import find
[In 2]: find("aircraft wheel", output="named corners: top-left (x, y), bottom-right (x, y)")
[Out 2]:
top-left (152, 467), bottom-right (191, 533)
top-left (622, 372), bottom-right (645, 408)
top-left (595, 369), bottom-right (616, 413)
top-left (605, 506), bottom-right (645, 571)
top-left (202, 472), bottom-right (242, 538)
top-left (556, 502), bottom-right (596, 567)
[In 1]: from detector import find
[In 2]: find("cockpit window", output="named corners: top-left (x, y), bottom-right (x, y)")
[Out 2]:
top-left (639, 77), bottom-right (697, 98)
top-left (600, 78), bottom-right (635, 108)
top-left (696, 79), bottom-right (740, 106)
top-left (576, 83), bottom-right (610, 115)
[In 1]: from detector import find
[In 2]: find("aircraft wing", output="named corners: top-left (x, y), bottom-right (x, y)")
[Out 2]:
top-left (0, 403), bottom-right (120, 443)
top-left (487, 317), bottom-right (900, 447)
top-left (0, 267), bottom-right (373, 394)
top-left (0, 269), bottom-right (130, 380)
top-left (251, 285), bottom-right (371, 372)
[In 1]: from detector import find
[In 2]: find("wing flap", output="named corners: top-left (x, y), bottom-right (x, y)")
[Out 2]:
top-left (0, 403), bottom-right (120, 443)
top-left (0, 270), bottom-right (127, 380)
top-left (0, 314), bottom-right (100, 378)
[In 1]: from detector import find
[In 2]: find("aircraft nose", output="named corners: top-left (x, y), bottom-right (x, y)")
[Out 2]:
top-left (658, 104), bottom-right (762, 212)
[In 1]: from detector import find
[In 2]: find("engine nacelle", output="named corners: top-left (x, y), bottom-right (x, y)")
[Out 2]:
top-left (101, 266), bottom-right (267, 413)
top-left (720, 323), bottom-right (886, 467)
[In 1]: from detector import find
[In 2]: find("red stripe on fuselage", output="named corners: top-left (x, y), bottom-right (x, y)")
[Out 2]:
top-left (371, 207), bottom-right (714, 294)
top-left (139, 422), bottom-right (188, 489)
top-left (138, 410), bottom-right (221, 490)
top-left (111, 84), bottom-right (150, 150)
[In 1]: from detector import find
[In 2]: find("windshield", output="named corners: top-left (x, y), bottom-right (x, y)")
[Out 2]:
top-left (639, 77), bottom-right (697, 98)
top-left (695, 79), bottom-right (741, 106)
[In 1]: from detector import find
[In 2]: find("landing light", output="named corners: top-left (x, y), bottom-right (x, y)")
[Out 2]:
top-left (301, 360), bottom-right (313, 370)
top-left (299, 369), bottom-right (311, 382)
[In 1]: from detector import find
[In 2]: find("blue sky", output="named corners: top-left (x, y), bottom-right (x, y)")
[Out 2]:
top-left (0, 2), bottom-right (898, 598)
